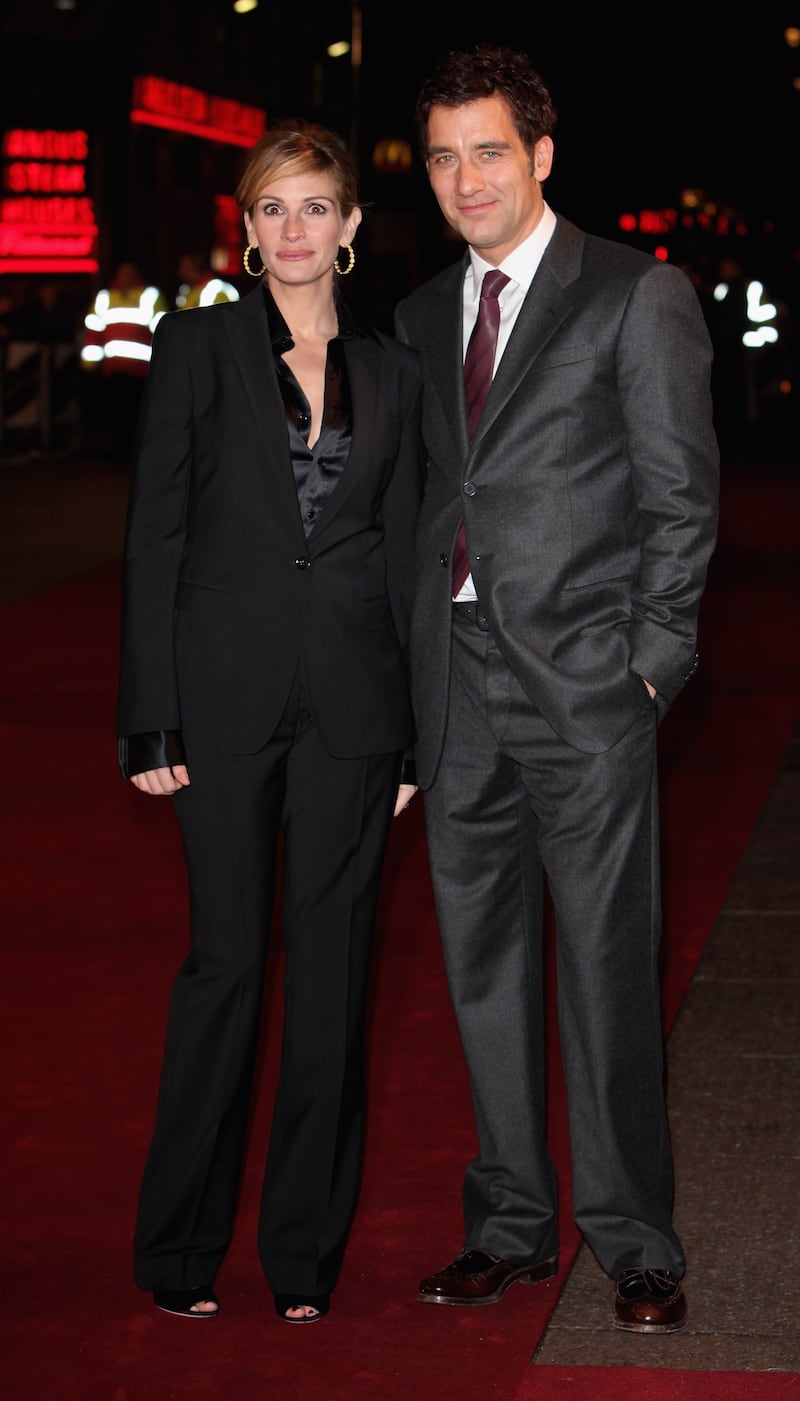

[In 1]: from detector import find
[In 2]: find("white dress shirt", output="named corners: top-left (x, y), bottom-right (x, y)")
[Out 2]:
top-left (456, 203), bottom-right (557, 601)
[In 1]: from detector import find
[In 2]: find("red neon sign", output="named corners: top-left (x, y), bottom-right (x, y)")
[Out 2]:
top-left (5, 163), bottom-right (87, 193)
top-left (1, 260), bottom-right (98, 272)
top-left (1, 197), bottom-right (95, 226)
top-left (0, 129), bottom-right (98, 274)
top-left (131, 75), bottom-right (266, 148)
top-left (2, 130), bottom-right (89, 161)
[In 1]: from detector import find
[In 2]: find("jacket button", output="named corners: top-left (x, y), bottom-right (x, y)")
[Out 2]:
top-left (463, 481), bottom-right (476, 496)
top-left (439, 553), bottom-right (449, 567)
top-left (295, 556), bottom-right (311, 570)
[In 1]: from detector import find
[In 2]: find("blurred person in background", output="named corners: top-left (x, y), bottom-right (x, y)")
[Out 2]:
top-left (709, 253), bottom-right (793, 448)
top-left (81, 260), bottom-right (168, 460)
top-left (116, 120), bottom-right (422, 1325)
top-left (18, 279), bottom-right (79, 344)
top-left (707, 253), bottom-right (751, 447)
top-left (174, 250), bottom-right (239, 309)
top-left (0, 280), bottom-right (28, 341)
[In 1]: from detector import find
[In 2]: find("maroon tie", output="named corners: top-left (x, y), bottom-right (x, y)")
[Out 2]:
top-left (452, 269), bottom-right (510, 596)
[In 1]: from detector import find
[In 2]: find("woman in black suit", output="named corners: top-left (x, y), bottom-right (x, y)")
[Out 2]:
top-left (117, 121), bottom-right (422, 1323)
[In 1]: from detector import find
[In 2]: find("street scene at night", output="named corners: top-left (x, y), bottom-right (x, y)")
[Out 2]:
top-left (1, 9), bottom-right (798, 1401)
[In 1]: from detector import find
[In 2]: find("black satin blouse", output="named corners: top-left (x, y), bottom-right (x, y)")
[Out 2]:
top-left (270, 300), bottom-right (354, 539)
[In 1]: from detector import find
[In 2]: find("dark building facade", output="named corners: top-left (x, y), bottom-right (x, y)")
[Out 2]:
top-left (1, 4), bottom-right (797, 445)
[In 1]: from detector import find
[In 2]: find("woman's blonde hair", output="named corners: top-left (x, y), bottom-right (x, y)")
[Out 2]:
top-left (236, 120), bottom-right (359, 218)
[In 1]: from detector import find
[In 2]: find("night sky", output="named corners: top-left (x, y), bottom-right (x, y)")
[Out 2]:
top-left (242, 10), bottom-right (800, 238)
top-left (1, 6), bottom-right (797, 273)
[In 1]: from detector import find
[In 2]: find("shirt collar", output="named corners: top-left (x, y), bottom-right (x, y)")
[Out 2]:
top-left (467, 201), bottom-right (557, 300)
top-left (262, 283), bottom-right (379, 352)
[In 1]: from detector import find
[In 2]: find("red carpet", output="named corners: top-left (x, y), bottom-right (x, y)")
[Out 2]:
top-left (1, 458), bottom-right (798, 1399)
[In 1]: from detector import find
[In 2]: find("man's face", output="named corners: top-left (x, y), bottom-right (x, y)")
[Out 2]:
top-left (425, 95), bottom-right (553, 264)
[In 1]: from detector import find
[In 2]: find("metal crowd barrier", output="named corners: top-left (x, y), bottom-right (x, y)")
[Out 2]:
top-left (0, 340), bottom-right (81, 452)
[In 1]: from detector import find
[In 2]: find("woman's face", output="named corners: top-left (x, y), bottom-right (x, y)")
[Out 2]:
top-left (244, 170), bottom-right (361, 289)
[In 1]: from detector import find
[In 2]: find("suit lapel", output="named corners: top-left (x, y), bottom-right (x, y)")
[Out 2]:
top-left (225, 294), bottom-right (391, 546)
top-left (473, 219), bottom-right (585, 447)
top-left (413, 259), bottom-right (472, 457)
top-left (305, 337), bottom-right (375, 544)
top-left (224, 288), bottom-right (304, 523)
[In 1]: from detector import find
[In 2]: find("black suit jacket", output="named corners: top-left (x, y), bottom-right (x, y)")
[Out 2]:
top-left (395, 216), bottom-right (720, 784)
top-left (117, 286), bottom-right (423, 760)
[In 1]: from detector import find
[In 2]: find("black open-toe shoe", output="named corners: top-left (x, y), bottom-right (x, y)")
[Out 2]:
top-left (153, 1286), bottom-right (219, 1318)
top-left (274, 1292), bottom-right (330, 1324)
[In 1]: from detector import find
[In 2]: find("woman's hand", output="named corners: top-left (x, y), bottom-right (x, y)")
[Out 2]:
top-left (394, 783), bottom-right (418, 817)
top-left (130, 765), bottom-right (190, 795)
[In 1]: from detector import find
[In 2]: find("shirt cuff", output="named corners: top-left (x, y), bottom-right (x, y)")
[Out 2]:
top-left (118, 731), bottom-right (186, 780)
top-left (399, 754), bottom-right (417, 787)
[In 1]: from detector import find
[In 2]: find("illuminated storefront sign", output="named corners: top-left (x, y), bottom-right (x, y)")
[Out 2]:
top-left (131, 76), bottom-right (266, 147)
top-left (0, 128), bottom-right (98, 273)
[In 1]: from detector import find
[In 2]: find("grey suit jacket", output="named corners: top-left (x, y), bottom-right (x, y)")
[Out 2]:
top-left (395, 216), bottom-right (719, 784)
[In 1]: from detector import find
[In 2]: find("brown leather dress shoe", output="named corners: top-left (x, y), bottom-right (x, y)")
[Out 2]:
top-left (613, 1268), bottom-right (687, 1333)
top-left (418, 1247), bottom-right (558, 1306)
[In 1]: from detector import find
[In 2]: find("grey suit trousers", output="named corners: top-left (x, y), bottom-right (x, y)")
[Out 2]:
top-left (422, 606), bottom-right (685, 1278)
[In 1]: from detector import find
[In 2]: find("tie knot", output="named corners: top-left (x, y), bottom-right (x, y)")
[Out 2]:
top-left (480, 269), bottom-right (510, 302)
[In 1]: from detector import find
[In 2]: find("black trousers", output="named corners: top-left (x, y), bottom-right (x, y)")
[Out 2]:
top-left (422, 605), bottom-right (685, 1279)
top-left (133, 669), bottom-right (401, 1297)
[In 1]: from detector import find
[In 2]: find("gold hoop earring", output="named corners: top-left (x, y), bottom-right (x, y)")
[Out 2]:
top-left (243, 244), bottom-right (265, 277)
top-left (334, 244), bottom-right (355, 276)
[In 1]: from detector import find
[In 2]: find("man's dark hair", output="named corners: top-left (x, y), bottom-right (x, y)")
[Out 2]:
top-left (415, 44), bottom-right (557, 157)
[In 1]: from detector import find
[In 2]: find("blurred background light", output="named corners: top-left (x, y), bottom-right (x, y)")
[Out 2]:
top-left (372, 137), bottom-right (412, 173)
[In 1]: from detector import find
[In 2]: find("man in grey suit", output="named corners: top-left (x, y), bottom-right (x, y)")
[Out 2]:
top-left (395, 44), bottom-right (719, 1332)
